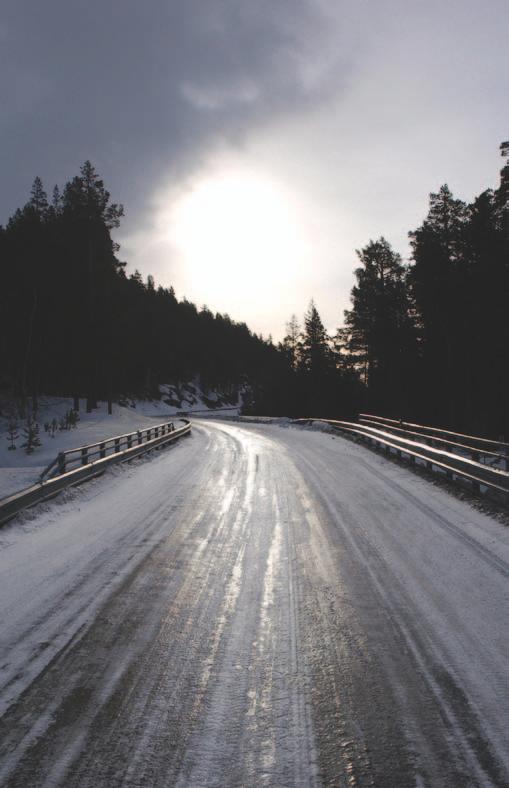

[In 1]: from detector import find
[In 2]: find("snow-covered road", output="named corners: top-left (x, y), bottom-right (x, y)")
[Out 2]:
top-left (0, 420), bottom-right (507, 787)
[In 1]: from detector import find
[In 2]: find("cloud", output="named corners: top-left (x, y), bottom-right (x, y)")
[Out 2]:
top-left (0, 0), bottom-right (354, 222)
top-left (1, 0), bottom-right (507, 337)
top-left (179, 79), bottom-right (261, 112)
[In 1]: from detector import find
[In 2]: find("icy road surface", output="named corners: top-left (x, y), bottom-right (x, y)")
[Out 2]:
top-left (0, 420), bottom-right (508, 787)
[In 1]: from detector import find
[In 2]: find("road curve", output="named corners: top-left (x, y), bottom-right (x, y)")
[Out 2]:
top-left (0, 420), bottom-right (507, 787)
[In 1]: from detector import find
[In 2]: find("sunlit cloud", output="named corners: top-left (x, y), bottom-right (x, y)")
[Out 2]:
top-left (179, 80), bottom-right (261, 111)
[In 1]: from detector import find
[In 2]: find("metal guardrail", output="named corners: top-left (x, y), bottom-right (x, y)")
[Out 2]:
top-left (176, 406), bottom-right (239, 416)
top-left (359, 413), bottom-right (509, 459)
top-left (39, 420), bottom-right (179, 481)
top-left (0, 420), bottom-right (191, 527)
top-left (294, 417), bottom-right (509, 508)
top-left (358, 416), bottom-right (508, 469)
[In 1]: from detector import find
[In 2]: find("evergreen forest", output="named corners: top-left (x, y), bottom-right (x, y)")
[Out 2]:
top-left (1, 145), bottom-right (508, 437)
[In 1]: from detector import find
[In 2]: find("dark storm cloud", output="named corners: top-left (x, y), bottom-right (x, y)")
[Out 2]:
top-left (1, 0), bottom-right (354, 222)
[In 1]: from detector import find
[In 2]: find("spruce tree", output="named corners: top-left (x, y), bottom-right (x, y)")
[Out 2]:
top-left (62, 161), bottom-right (124, 411)
top-left (299, 300), bottom-right (330, 376)
top-left (407, 186), bottom-right (468, 425)
top-left (22, 416), bottom-right (41, 454)
top-left (282, 314), bottom-right (301, 370)
top-left (7, 419), bottom-right (19, 451)
top-left (342, 238), bottom-right (414, 413)
top-left (29, 177), bottom-right (49, 218)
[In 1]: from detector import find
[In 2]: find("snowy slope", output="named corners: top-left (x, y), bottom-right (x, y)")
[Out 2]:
top-left (0, 382), bottom-right (244, 498)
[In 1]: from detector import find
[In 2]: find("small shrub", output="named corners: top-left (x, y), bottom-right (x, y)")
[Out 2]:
top-left (22, 416), bottom-right (41, 454)
top-left (7, 419), bottom-right (19, 451)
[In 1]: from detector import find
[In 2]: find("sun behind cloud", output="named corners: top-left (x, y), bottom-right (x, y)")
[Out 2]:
top-left (167, 166), bottom-right (311, 331)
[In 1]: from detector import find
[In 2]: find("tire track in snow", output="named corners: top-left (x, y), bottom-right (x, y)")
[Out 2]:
top-left (282, 433), bottom-right (509, 787)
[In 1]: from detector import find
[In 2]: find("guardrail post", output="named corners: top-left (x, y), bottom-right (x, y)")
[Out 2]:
top-left (100, 442), bottom-right (105, 459)
top-left (81, 448), bottom-right (88, 466)
top-left (58, 452), bottom-right (66, 474)
top-left (115, 438), bottom-right (120, 453)
top-left (500, 437), bottom-right (508, 471)
top-left (155, 426), bottom-right (159, 438)
top-left (137, 430), bottom-right (142, 445)
top-left (127, 434), bottom-right (132, 449)
top-left (170, 422), bottom-right (174, 432)
top-left (147, 429), bottom-right (151, 442)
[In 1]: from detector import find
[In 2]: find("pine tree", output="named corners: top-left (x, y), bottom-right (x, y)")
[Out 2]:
top-left (62, 161), bottom-right (125, 411)
top-left (22, 416), bottom-right (41, 454)
top-left (299, 300), bottom-right (330, 376)
top-left (498, 141), bottom-right (509, 248)
top-left (342, 237), bottom-right (414, 413)
top-left (7, 419), bottom-right (19, 451)
top-left (49, 185), bottom-right (63, 218)
top-left (6, 178), bottom-right (51, 409)
top-left (282, 314), bottom-right (301, 370)
top-left (408, 186), bottom-right (468, 425)
top-left (29, 177), bottom-right (49, 218)
top-left (462, 155), bottom-right (509, 434)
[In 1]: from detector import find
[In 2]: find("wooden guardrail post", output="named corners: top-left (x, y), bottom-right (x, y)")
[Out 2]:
top-left (114, 438), bottom-right (120, 453)
top-left (137, 430), bottom-right (142, 445)
top-left (100, 442), bottom-right (105, 459)
top-left (127, 434), bottom-right (132, 449)
top-left (58, 452), bottom-right (66, 474)
top-left (81, 447), bottom-right (88, 466)
top-left (155, 426), bottom-right (159, 438)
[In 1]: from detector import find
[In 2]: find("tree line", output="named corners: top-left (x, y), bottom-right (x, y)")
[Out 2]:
top-left (280, 142), bottom-right (509, 436)
top-left (0, 162), bottom-right (286, 415)
top-left (1, 144), bottom-right (507, 436)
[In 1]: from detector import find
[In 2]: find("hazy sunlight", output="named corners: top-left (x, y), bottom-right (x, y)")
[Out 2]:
top-left (168, 169), bottom-right (309, 326)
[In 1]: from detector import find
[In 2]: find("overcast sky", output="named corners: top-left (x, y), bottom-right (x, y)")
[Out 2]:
top-left (2, 0), bottom-right (507, 339)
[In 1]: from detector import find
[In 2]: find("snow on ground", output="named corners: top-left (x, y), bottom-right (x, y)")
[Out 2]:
top-left (0, 381), bottom-right (244, 499)
top-left (156, 380), bottom-right (244, 415)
